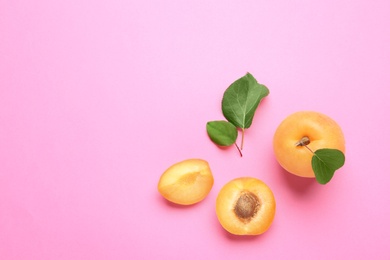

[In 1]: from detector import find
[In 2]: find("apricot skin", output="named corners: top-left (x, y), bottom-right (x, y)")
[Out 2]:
top-left (273, 111), bottom-right (345, 178)
top-left (158, 159), bottom-right (214, 205)
top-left (216, 177), bottom-right (276, 236)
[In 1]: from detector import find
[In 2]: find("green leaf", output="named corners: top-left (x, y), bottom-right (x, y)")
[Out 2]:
top-left (222, 73), bottom-right (269, 129)
top-left (206, 120), bottom-right (238, 146)
top-left (312, 149), bottom-right (345, 184)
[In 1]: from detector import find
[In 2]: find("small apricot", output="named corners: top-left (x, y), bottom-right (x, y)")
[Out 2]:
top-left (216, 177), bottom-right (276, 235)
top-left (273, 111), bottom-right (345, 178)
top-left (158, 159), bottom-right (214, 205)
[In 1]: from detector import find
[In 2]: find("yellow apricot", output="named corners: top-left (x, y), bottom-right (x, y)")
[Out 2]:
top-left (216, 177), bottom-right (276, 235)
top-left (273, 111), bottom-right (345, 178)
top-left (158, 159), bottom-right (214, 205)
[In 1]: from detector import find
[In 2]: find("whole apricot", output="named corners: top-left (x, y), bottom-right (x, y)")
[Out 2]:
top-left (273, 111), bottom-right (345, 178)
top-left (158, 159), bottom-right (214, 205)
top-left (216, 177), bottom-right (276, 235)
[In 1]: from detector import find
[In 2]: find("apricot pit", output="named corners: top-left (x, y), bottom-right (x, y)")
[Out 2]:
top-left (158, 159), bottom-right (214, 205)
top-left (234, 191), bottom-right (260, 221)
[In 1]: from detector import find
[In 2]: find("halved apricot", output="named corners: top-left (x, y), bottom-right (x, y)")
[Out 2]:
top-left (158, 159), bottom-right (214, 205)
top-left (216, 177), bottom-right (276, 235)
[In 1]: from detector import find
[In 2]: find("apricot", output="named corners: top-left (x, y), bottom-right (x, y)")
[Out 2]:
top-left (273, 111), bottom-right (345, 178)
top-left (158, 159), bottom-right (214, 205)
top-left (216, 177), bottom-right (276, 235)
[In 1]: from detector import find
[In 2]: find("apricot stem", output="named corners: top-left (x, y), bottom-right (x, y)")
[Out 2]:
top-left (234, 143), bottom-right (243, 157)
top-left (304, 145), bottom-right (314, 154)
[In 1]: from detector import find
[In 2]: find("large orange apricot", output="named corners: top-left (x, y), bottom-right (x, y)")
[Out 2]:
top-left (273, 111), bottom-right (345, 178)
top-left (216, 177), bottom-right (276, 235)
top-left (158, 159), bottom-right (214, 205)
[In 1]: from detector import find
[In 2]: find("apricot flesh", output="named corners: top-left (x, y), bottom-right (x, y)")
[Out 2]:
top-left (158, 159), bottom-right (214, 205)
top-left (216, 177), bottom-right (276, 235)
top-left (273, 111), bottom-right (345, 178)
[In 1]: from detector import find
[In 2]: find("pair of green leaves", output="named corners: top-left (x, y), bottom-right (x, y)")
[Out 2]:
top-left (206, 73), bottom-right (269, 156)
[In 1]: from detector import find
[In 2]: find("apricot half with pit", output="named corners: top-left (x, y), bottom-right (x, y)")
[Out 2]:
top-left (158, 159), bottom-right (214, 205)
top-left (216, 177), bottom-right (276, 235)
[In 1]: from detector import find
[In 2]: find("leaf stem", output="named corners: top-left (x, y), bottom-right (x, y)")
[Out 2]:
top-left (240, 128), bottom-right (245, 150)
top-left (234, 142), bottom-right (243, 157)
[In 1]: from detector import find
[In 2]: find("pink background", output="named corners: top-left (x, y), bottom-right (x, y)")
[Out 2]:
top-left (1, 0), bottom-right (390, 259)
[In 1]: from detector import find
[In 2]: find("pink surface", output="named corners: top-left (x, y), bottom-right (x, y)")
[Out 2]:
top-left (1, 0), bottom-right (390, 259)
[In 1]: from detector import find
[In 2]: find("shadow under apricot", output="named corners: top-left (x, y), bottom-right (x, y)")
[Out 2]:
top-left (156, 191), bottom-right (205, 210)
top-left (212, 215), bottom-right (273, 242)
top-left (223, 228), bottom-right (273, 242)
top-left (276, 164), bottom-right (317, 196)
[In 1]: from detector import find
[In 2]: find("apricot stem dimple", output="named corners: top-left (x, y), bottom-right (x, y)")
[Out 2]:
top-left (234, 191), bottom-right (260, 221)
top-left (295, 136), bottom-right (310, 147)
top-left (295, 136), bottom-right (315, 154)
